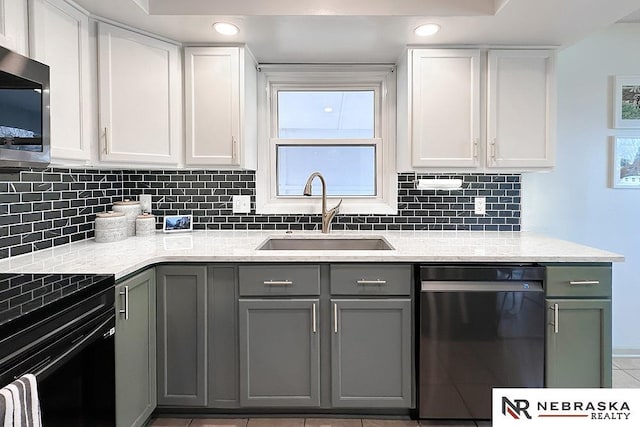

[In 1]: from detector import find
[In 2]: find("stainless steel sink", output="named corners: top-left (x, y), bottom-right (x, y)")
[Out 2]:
top-left (256, 236), bottom-right (394, 251)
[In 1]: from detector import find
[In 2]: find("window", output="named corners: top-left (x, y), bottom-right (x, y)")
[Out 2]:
top-left (277, 91), bottom-right (374, 139)
top-left (256, 66), bottom-right (397, 215)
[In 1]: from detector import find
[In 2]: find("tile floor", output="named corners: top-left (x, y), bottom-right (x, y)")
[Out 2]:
top-left (149, 419), bottom-right (478, 427)
top-left (612, 356), bottom-right (640, 388)
top-left (150, 358), bottom-right (640, 427)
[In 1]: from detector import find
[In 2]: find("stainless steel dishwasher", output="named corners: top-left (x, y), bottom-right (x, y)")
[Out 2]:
top-left (418, 264), bottom-right (545, 420)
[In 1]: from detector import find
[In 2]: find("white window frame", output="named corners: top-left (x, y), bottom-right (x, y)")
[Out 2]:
top-left (256, 65), bottom-right (397, 215)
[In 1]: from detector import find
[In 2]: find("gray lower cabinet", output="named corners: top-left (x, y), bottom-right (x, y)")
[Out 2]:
top-left (331, 299), bottom-right (412, 408)
top-left (115, 268), bottom-right (156, 427)
top-left (239, 298), bottom-right (321, 407)
top-left (156, 265), bottom-right (207, 406)
top-left (544, 263), bottom-right (612, 388)
top-left (545, 299), bottom-right (612, 388)
top-left (207, 266), bottom-right (240, 407)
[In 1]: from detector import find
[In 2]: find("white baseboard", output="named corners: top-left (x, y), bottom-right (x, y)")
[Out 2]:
top-left (613, 348), bottom-right (640, 357)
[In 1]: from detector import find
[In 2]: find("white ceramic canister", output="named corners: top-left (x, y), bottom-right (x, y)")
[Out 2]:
top-left (139, 194), bottom-right (152, 213)
top-left (112, 199), bottom-right (142, 237)
top-left (135, 213), bottom-right (156, 236)
top-left (94, 211), bottom-right (127, 243)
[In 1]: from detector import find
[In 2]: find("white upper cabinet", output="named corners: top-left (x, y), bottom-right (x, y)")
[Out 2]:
top-left (184, 46), bottom-right (257, 169)
top-left (409, 49), bottom-right (481, 168)
top-left (398, 48), bottom-right (556, 172)
top-left (0, 0), bottom-right (29, 55)
top-left (487, 49), bottom-right (556, 169)
top-left (97, 22), bottom-right (182, 165)
top-left (29, 0), bottom-right (91, 163)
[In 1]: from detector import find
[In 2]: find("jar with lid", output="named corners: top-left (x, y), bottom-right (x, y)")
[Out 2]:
top-left (135, 213), bottom-right (156, 236)
top-left (112, 199), bottom-right (142, 236)
top-left (94, 211), bottom-right (127, 243)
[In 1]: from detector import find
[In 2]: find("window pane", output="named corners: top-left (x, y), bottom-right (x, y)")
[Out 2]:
top-left (278, 91), bottom-right (374, 139)
top-left (277, 145), bottom-right (375, 196)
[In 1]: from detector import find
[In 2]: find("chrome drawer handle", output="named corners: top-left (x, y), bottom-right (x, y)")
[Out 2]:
top-left (553, 303), bottom-right (559, 334)
top-left (356, 279), bottom-right (387, 285)
top-left (263, 280), bottom-right (293, 286)
top-left (312, 303), bottom-right (317, 334)
top-left (569, 280), bottom-right (600, 285)
top-left (119, 285), bottom-right (129, 320)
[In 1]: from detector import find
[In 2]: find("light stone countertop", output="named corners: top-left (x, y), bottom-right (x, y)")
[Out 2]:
top-left (0, 230), bottom-right (623, 280)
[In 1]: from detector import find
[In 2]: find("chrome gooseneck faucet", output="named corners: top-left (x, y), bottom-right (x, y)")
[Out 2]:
top-left (303, 172), bottom-right (342, 234)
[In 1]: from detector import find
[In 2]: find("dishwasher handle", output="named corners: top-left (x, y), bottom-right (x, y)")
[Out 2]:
top-left (421, 280), bottom-right (543, 292)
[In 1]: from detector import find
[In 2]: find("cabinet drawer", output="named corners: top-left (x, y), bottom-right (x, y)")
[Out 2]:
top-left (545, 265), bottom-right (612, 298)
top-left (330, 264), bottom-right (412, 296)
top-left (239, 265), bottom-right (320, 296)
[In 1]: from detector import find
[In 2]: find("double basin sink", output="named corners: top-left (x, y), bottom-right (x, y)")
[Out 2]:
top-left (256, 236), bottom-right (394, 251)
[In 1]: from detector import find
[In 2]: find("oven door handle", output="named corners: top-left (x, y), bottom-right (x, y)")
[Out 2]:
top-left (32, 314), bottom-right (115, 382)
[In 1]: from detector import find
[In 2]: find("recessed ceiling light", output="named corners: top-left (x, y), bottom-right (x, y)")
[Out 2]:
top-left (414, 23), bottom-right (440, 37)
top-left (213, 22), bottom-right (239, 36)
top-left (323, 106), bottom-right (333, 113)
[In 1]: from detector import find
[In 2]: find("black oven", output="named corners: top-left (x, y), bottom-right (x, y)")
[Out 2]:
top-left (0, 273), bottom-right (115, 426)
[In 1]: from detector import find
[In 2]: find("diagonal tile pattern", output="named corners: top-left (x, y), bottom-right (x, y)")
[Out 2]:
top-left (613, 357), bottom-right (640, 388)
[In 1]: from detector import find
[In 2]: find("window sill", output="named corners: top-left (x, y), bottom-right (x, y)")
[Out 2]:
top-left (255, 197), bottom-right (398, 216)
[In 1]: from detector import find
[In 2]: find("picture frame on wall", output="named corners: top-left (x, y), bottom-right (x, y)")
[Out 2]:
top-left (613, 76), bottom-right (640, 128)
top-left (163, 214), bottom-right (193, 232)
top-left (611, 136), bottom-right (640, 188)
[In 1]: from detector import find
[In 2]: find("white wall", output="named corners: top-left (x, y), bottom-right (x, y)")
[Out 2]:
top-left (522, 23), bottom-right (640, 354)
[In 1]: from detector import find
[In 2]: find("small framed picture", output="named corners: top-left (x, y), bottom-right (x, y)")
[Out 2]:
top-left (613, 76), bottom-right (640, 128)
top-left (163, 214), bottom-right (193, 233)
top-left (611, 137), bottom-right (640, 188)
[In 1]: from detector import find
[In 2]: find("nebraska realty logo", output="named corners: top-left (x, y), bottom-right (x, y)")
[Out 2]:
top-left (493, 389), bottom-right (640, 426)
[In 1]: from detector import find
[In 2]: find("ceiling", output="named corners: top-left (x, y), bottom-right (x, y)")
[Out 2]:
top-left (74, 0), bottom-right (640, 63)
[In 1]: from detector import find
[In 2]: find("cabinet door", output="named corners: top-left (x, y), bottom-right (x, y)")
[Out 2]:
top-left (0, 0), bottom-right (28, 55)
top-left (97, 22), bottom-right (181, 165)
top-left (239, 299), bottom-right (320, 407)
top-left (331, 299), bottom-right (412, 408)
top-left (411, 49), bottom-right (480, 168)
top-left (185, 47), bottom-right (240, 166)
top-left (157, 265), bottom-right (207, 406)
top-left (487, 50), bottom-right (555, 169)
top-left (29, 0), bottom-right (91, 162)
top-left (207, 266), bottom-right (240, 408)
top-left (115, 269), bottom-right (156, 427)
top-left (546, 299), bottom-right (611, 388)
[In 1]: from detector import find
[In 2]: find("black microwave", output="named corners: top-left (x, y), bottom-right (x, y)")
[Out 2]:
top-left (0, 45), bottom-right (50, 169)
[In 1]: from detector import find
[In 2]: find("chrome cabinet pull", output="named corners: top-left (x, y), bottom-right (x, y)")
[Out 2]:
top-left (356, 279), bottom-right (387, 285)
top-left (569, 280), bottom-right (600, 285)
top-left (333, 303), bottom-right (338, 333)
top-left (119, 285), bottom-right (129, 320)
top-left (232, 136), bottom-right (237, 160)
top-left (490, 139), bottom-right (497, 164)
top-left (312, 303), bottom-right (317, 334)
top-left (103, 127), bottom-right (109, 155)
top-left (263, 280), bottom-right (293, 286)
top-left (552, 303), bottom-right (559, 334)
top-left (472, 138), bottom-right (479, 161)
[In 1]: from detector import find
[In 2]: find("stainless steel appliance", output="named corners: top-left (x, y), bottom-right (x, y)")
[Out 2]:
top-left (418, 264), bottom-right (545, 420)
top-left (0, 273), bottom-right (115, 426)
top-left (0, 45), bottom-right (50, 169)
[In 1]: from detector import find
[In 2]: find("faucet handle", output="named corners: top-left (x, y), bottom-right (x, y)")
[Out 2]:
top-left (333, 199), bottom-right (343, 213)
